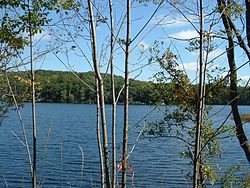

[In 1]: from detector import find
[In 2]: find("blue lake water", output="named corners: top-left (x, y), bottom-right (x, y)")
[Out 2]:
top-left (0, 103), bottom-right (250, 187)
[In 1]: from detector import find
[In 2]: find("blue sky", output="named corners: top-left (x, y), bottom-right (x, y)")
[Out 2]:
top-left (26, 0), bottom-right (249, 85)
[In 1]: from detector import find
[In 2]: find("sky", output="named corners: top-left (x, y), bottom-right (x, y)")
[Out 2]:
top-left (23, 0), bottom-right (250, 85)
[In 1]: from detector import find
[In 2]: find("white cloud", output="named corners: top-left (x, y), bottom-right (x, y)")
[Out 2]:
top-left (153, 15), bottom-right (197, 28)
top-left (238, 75), bottom-right (250, 86)
top-left (178, 62), bottom-right (197, 71)
top-left (139, 41), bottom-right (150, 50)
top-left (169, 29), bottom-right (199, 40)
top-left (178, 62), bottom-right (221, 72)
top-left (207, 48), bottom-right (225, 60)
top-left (239, 75), bottom-right (250, 82)
top-left (33, 30), bottom-right (52, 41)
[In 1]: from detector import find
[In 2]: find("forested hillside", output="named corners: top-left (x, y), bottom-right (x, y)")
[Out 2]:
top-left (6, 70), bottom-right (250, 105)
top-left (7, 70), bottom-right (155, 104)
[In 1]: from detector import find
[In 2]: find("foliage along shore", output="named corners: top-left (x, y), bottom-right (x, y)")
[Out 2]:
top-left (4, 70), bottom-right (250, 105)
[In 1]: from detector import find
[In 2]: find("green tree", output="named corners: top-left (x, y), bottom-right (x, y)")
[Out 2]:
top-left (143, 43), bottom-right (235, 186)
top-left (0, 1), bottom-right (66, 187)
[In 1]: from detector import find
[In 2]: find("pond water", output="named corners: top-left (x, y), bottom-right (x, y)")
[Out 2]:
top-left (0, 103), bottom-right (249, 187)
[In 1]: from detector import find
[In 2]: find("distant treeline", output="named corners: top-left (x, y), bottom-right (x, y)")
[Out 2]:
top-left (207, 85), bottom-right (250, 105)
top-left (6, 70), bottom-right (250, 105)
top-left (8, 70), bottom-right (154, 104)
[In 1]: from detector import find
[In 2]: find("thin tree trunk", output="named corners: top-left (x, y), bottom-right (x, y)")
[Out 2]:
top-left (5, 73), bottom-right (33, 181)
top-left (228, 51), bottom-right (250, 162)
top-left (28, 0), bottom-right (37, 187)
top-left (193, 0), bottom-right (205, 187)
top-left (226, 16), bottom-right (250, 59)
top-left (122, 0), bottom-right (130, 187)
top-left (108, 0), bottom-right (117, 187)
top-left (87, 0), bottom-right (111, 187)
top-left (246, 0), bottom-right (250, 48)
top-left (218, 0), bottom-right (250, 162)
top-left (227, 25), bottom-right (250, 162)
top-left (95, 79), bottom-right (105, 188)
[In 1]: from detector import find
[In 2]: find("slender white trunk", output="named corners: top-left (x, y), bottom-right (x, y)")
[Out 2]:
top-left (87, 0), bottom-right (111, 187)
top-left (193, 0), bottom-right (205, 187)
top-left (95, 79), bottom-right (105, 188)
top-left (122, 0), bottom-right (130, 187)
top-left (108, 0), bottom-right (117, 187)
top-left (5, 74), bottom-right (33, 181)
